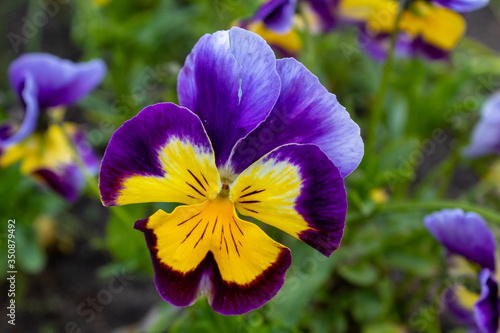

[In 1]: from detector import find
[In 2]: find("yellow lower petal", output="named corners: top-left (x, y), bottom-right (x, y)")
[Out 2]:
top-left (247, 21), bottom-right (302, 54)
top-left (143, 196), bottom-right (287, 285)
top-left (420, 7), bottom-right (465, 50)
top-left (356, 0), bottom-right (464, 51)
top-left (455, 285), bottom-right (479, 310)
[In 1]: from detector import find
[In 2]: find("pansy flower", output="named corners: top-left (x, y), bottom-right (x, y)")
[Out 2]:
top-left (425, 209), bottom-right (499, 333)
top-left (99, 27), bottom-right (363, 315)
top-left (464, 92), bottom-right (500, 158)
top-left (253, 0), bottom-right (341, 33)
top-left (236, 0), bottom-right (340, 57)
top-left (235, 0), bottom-right (302, 57)
top-left (340, 0), bottom-right (466, 61)
top-left (0, 53), bottom-right (105, 202)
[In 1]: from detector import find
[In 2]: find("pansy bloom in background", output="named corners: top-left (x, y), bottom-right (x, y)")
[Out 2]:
top-left (235, 0), bottom-right (302, 57)
top-left (99, 27), bottom-right (363, 315)
top-left (340, 0), bottom-right (466, 61)
top-left (0, 53), bottom-right (105, 202)
top-left (235, 0), bottom-right (341, 57)
top-left (425, 209), bottom-right (499, 333)
top-left (464, 92), bottom-right (500, 158)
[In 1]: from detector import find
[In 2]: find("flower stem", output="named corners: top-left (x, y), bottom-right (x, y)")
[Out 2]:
top-left (364, 1), bottom-right (405, 185)
top-left (380, 200), bottom-right (500, 225)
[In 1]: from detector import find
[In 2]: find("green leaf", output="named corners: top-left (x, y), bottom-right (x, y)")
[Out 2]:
top-left (385, 92), bottom-right (408, 139)
top-left (382, 252), bottom-right (436, 277)
top-left (338, 262), bottom-right (378, 287)
top-left (106, 204), bottom-right (153, 274)
top-left (267, 239), bottom-right (337, 327)
top-left (15, 224), bottom-right (46, 274)
top-left (362, 322), bottom-right (404, 333)
top-left (351, 289), bottom-right (387, 322)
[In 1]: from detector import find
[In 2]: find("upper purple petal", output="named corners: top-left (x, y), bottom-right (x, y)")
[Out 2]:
top-left (464, 92), bottom-right (500, 158)
top-left (424, 209), bottom-right (497, 271)
top-left (304, 0), bottom-right (340, 32)
top-left (177, 27), bottom-right (281, 168)
top-left (229, 57), bottom-right (363, 177)
top-left (8, 53), bottom-right (106, 109)
top-left (432, 0), bottom-right (489, 12)
top-left (474, 269), bottom-right (499, 333)
top-left (254, 0), bottom-right (297, 33)
top-left (1, 73), bottom-right (39, 146)
top-left (99, 102), bottom-right (214, 206)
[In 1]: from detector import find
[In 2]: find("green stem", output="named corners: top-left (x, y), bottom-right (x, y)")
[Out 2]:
top-left (298, 4), bottom-right (316, 71)
top-left (380, 201), bottom-right (500, 225)
top-left (436, 147), bottom-right (459, 198)
top-left (461, 37), bottom-right (500, 57)
top-left (364, 1), bottom-right (406, 184)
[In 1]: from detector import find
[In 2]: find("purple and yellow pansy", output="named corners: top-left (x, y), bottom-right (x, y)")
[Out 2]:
top-left (425, 209), bottom-right (500, 333)
top-left (252, 0), bottom-right (340, 34)
top-left (340, 0), bottom-right (466, 61)
top-left (235, 0), bottom-right (341, 57)
top-left (0, 53), bottom-right (105, 202)
top-left (99, 27), bottom-right (363, 315)
top-left (464, 92), bottom-right (500, 158)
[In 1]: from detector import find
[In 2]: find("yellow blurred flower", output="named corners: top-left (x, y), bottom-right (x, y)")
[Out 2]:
top-left (370, 188), bottom-right (389, 204)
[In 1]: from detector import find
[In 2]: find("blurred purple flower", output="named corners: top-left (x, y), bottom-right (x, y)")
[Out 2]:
top-left (253, 0), bottom-right (340, 34)
top-left (425, 209), bottom-right (499, 333)
top-left (464, 92), bottom-right (500, 158)
top-left (0, 53), bottom-right (105, 202)
top-left (235, 0), bottom-right (341, 57)
top-left (340, 0), bottom-right (466, 61)
top-left (254, 0), bottom-right (298, 33)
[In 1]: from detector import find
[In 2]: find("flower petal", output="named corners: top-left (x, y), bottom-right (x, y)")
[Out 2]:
top-left (304, 0), bottom-right (340, 32)
top-left (474, 269), bottom-right (499, 333)
top-left (432, 0), bottom-right (489, 12)
top-left (243, 21), bottom-right (302, 57)
top-left (419, 6), bottom-right (465, 51)
top-left (177, 27), bottom-right (281, 167)
top-left (4, 123), bottom-right (92, 202)
top-left (8, 53), bottom-right (106, 109)
top-left (412, 36), bottom-right (451, 61)
top-left (134, 199), bottom-right (292, 315)
top-left (230, 144), bottom-right (347, 256)
top-left (464, 92), bottom-right (500, 158)
top-left (74, 129), bottom-right (100, 175)
top-left (424, 209), bottom-right (497, 271)
top-left (99, 103), bottom-right (220, 206)
top-left (254, 0), bottom-right (297, 34)
top-left (34, 164), bottom-right (84, 203)
top-left (229, 58), bottom-right (363, 178)
top-left (443, 286), bottom-right (478, 328)
top-left (1, 73), bottom-right (39, 146)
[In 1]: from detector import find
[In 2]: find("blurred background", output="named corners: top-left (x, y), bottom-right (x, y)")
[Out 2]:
top-left (1, 0), bottom-right (500, 332)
